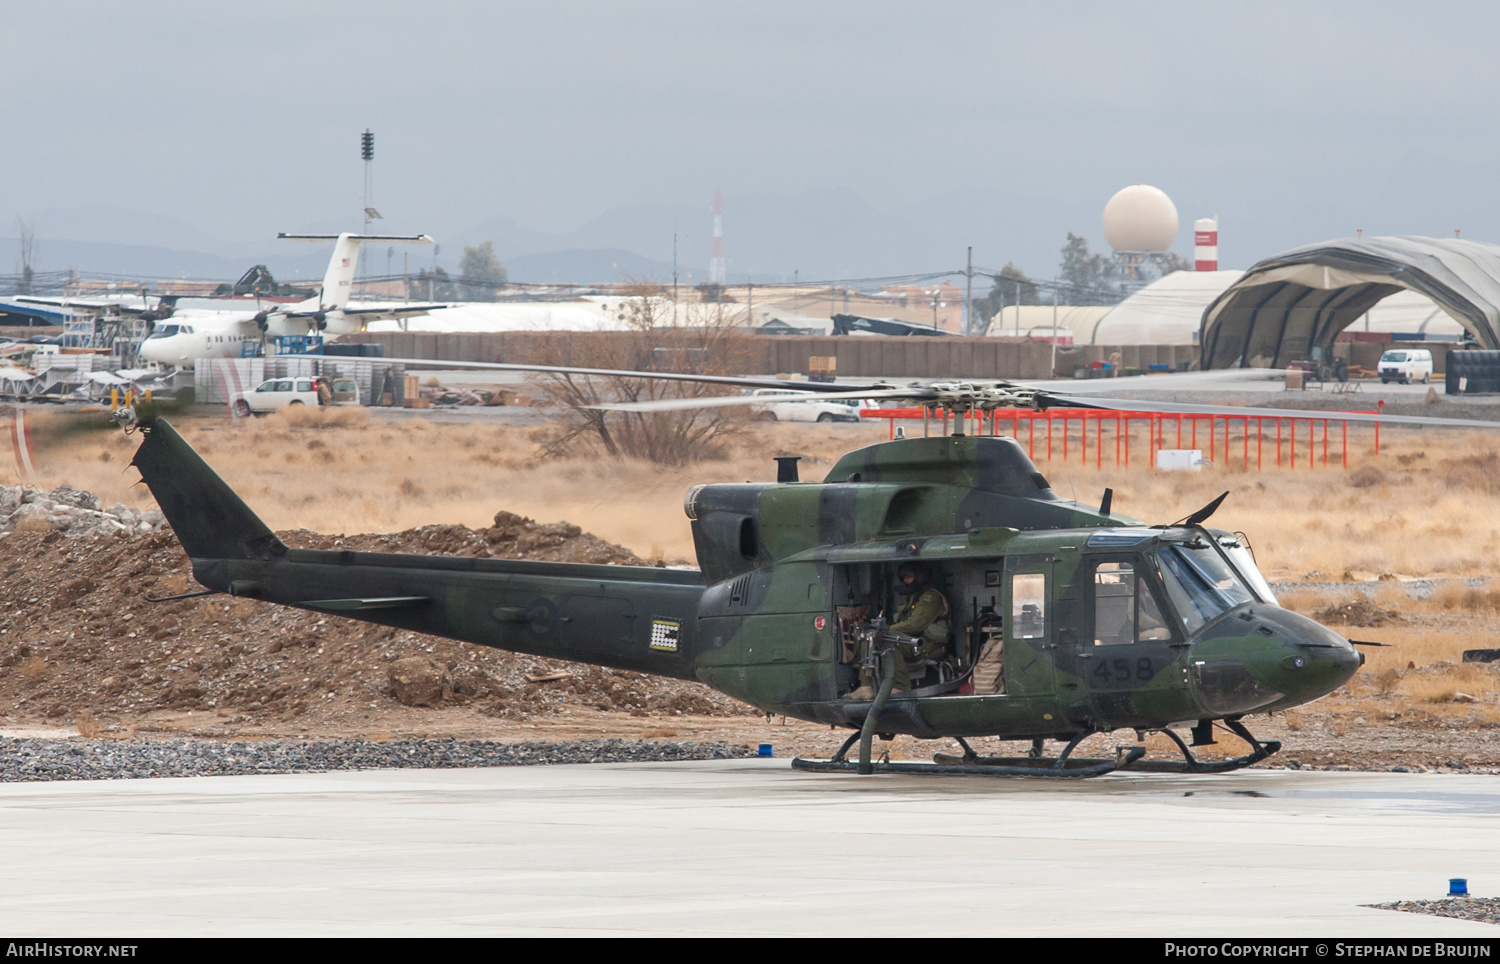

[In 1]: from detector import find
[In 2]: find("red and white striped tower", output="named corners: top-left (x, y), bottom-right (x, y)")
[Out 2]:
top-left (710, 190), bottom-right (726, 284)
top-left (1194, 216), bottom-right (1219, 271)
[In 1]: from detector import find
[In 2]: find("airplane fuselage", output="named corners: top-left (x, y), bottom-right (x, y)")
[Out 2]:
top-left (138, 314), bottom-right (264, 367)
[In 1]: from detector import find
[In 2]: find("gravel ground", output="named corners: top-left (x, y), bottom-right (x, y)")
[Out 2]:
top-left (1367, 897), bottom-right (1500, 926)
top-left (0, 737), bottom-right (753, 782)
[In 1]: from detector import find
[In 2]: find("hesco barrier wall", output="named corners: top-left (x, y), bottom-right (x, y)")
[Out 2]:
top-left (1446, 350), bottom-right (1500, 394)
top-left (342, 332), bottom-right (1201, 380)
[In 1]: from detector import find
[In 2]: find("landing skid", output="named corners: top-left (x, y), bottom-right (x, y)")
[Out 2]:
top-left (790, 719), bottom-right (1280, 778)
top-left (791, 730), bottom-right (1143, 778)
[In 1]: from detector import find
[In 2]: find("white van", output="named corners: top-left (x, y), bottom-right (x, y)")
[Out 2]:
top-left (1378, 348), bottom-right (1433, 384)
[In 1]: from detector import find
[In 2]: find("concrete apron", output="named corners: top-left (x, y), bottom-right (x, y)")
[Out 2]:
top-left (0, 760), bottom-right (1494, 936)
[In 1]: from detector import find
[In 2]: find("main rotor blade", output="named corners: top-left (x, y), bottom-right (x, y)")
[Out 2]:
top-left (1049, 395), bottom-right (1500, 430)
top-left (1012, 368), bottom-right (1289, 395)
top-left (348, 355), bottom-right (906, 395)
top-left (591, 388), bottom-right (931, 414)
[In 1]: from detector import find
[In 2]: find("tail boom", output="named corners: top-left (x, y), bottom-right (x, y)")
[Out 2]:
top-left (131, 418), bottom-right (704, 678)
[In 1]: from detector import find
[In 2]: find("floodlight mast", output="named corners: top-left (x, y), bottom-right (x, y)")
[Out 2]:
top-left (360, 129), bottom-right (383, 292)
top-left (361, 129), bottom-right (375, 235)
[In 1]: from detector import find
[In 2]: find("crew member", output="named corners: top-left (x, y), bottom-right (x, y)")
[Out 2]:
top-left (848, 563), bottom-right (950, 699)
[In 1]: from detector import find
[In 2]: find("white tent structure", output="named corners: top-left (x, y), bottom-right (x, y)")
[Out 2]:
top-left (1340, 289), bottom-right (1464, 337)
top-left (1090, 270), bottom-right (1243, 345)
top-left (365, 301), bottom-right (624, 334)
top-left (984, 306), bottom-right (1112, 343)
top-left (364, 296), bottom-right (750, 334)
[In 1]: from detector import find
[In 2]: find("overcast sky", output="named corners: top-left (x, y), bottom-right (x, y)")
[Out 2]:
top-left (4, 1), bottom-right (1499, 279)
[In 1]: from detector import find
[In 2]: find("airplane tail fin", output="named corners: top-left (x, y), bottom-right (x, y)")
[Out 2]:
top-left (130, 418), bottom-right (286, 561)
top-left (278, 233), bottom-right (434, 311)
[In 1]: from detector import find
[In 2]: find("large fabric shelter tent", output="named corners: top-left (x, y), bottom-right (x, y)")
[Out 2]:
top-left (1092, 270), bottom-right (1243, 345)
top-left (1199, 236), bottom-right (1500, 368)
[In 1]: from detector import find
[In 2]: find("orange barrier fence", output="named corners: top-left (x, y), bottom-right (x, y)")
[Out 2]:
top-left (860, 407), bottom-right (1383, 470)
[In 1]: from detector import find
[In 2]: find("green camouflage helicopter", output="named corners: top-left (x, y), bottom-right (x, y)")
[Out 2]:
top-left (119, 366), bottom-right (1488, 777)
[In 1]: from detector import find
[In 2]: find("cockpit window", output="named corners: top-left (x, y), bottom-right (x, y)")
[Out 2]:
top-left (149, 325), bottom-right (180, 338)
top-left (1093, 562), bottom-right (1173, 645)
top-left (1156, 541), bottom-right (1255, 634)
top-left (1216, 535), bottom-right (1277, 604)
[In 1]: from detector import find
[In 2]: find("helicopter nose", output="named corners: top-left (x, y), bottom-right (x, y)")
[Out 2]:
top-left (1251, 606), bottom-right (1363, 705)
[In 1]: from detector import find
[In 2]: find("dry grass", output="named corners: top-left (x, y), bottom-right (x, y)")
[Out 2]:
top-left (1281, 584), bottom-right (1500, 625)
top-left (9, 411), bottom-right (1500, 581)
top-left (1427, 583), bottom-right (1500, 612)
top-left (74, 714), bottom-right (99, 738)
top-left (1032, 425), bottom-right (1500, 582)
top-left (276, 404), bottom-right (371, 430)
top-left (1328, 623), bottom-right (1500, 713)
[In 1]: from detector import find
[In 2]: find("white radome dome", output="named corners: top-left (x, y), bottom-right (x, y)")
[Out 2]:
top-left (1101, 184), bottom-right (1179, 252)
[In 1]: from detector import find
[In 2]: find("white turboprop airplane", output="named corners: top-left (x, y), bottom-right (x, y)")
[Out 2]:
top-left (132, 233), bottom-right (446, 367)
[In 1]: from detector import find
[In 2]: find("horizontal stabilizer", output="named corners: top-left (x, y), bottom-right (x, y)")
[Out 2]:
top-left (301, 596), bottom-right (431, 611)
top-left (277, 233), bottom-right (435, 244)
top-left (281, 303), bottom-right (448, 318)
top-left (341, 303), bottom-right (449, 316)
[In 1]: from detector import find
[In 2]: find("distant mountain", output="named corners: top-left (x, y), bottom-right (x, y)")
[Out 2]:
top-left (4, 205), bottom-right (422, 282)
top-left (23, 204), bottom-right (242, 257)
top-left (453, 188), bottom-right (1119, 284)
top-left (0, 236), bottom-right (332, 282)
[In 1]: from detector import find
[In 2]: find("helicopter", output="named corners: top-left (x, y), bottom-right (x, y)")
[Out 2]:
top-left (112, 348), bottom-right (1470, 779)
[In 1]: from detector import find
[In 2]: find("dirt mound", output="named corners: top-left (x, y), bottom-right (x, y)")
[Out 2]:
top-left (0, 503), bottom-right (746, 730)
top-left (1, 483), bottom-right (165, 539)
top-left (281, 510), bottom-right (645, 566)
top-left (1313, 595), bottom-right (1406, 627)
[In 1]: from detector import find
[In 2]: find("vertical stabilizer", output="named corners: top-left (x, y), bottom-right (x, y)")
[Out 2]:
top-left (131, 419), bottom-right (285, 560)
top-left (277, 233), bottom-right (435, 310)
top-left (318, 234), bottom-right (362, 310)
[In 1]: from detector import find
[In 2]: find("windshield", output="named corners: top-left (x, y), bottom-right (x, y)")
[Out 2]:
top-left (148, 325), bottom-right (180, 339)
top-left (1381, 351), bottom-right (1408, 363)
top-left (1216, 535), bottom-right (1277, 604)
top-left (1155, 540), bottom-right (1256, 634)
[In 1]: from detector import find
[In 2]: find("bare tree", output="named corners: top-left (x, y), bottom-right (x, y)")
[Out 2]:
top-left (528, 281), bottom-right (755, 465)
top-left (16, 219), bottom-right (35, 295)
